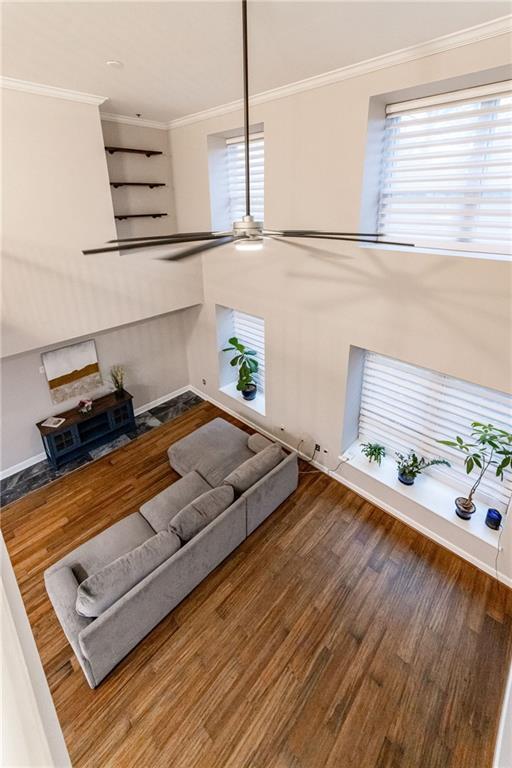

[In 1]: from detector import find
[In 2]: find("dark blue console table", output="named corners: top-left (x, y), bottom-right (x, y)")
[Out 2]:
top-left (37, 390), bottom-right (136, 469)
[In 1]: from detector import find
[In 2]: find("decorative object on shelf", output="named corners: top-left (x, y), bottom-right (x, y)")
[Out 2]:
top-left (37, 391), bottom-right (135, 469)
top-left (42, 339), bottom-right (102, 405)
top-left (360, 442), bottom-right (386, 466)
top-left (222, 336), bottom-right (259, 401)
top-left (78, 399), bottom-right (93, 415)
top-left (40, 416), bottom-right (65, 429)
top-left (395, 451), bottom-right (450, 486)
top-left (438, 422), bottom-right (512, 520)
top-left (105, 146), bottom-right (162, 157)
top-left (110, 365), bottom-right (126, 398)
top-left (485, 508), bottom-right (502, 530)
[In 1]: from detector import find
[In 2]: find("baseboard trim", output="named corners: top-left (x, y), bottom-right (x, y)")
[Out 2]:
top-left (0, 452), bottom-right (48, 482)
top-left (0, 385), bottom-right (193, 481)
top-left (190, 386), bottom-right (512, 587)
top-left (133, 385), bottom-right (191, 416)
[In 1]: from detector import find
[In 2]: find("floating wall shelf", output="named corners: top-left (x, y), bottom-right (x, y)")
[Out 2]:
top-left (115, 213), bottom-right (168, 220)
top-left (105, 146), bottom-right (163, 157)
top-left (110, 182), bottom-right (166, 189)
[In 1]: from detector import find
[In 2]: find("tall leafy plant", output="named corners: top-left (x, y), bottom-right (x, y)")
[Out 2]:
top-left (438, 422), bottom-right (512, 513)
top-left (222, 337), bottom-right (259, 392)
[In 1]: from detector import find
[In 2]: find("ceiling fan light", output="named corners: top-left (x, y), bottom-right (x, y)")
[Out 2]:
top-left (235, 238), bottom-right (264, 252)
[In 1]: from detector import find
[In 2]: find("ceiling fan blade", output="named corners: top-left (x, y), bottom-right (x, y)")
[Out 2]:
top-left (83, 233), bottom-right (224, 256)
top-left (272, 233), bottom-right (415, 247)
top-left (159, 236), bottom-right (235, 261)
top-left (264, 230), bottom-right (382, 237)
top-left (107, 231), bottom-right (230, 244)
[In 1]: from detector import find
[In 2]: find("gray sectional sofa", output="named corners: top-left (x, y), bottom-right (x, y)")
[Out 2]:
top-left (45, 418), bottom-right (298, 688)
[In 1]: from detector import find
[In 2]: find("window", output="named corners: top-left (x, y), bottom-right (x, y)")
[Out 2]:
top-left (232, 309), bottom-right (265, 392)
top-left (226, 133), bottom-right (264, 224)
top-left (378, 81), bottom-right (512, 255)
top-left (358, 351), bottom-right (512, 511)
top-left (216, 305), bottom-right (266, 415)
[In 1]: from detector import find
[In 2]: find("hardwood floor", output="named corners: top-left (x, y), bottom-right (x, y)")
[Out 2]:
top-left (2, 400), bottom-right (512, 768)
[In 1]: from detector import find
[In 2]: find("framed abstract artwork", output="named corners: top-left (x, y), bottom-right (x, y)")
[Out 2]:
top-left (42, 339), bottom-right (102, 404)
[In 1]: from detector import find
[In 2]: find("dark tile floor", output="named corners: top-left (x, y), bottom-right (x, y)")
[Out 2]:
top-left (0, 390), bottom-right (203, 506)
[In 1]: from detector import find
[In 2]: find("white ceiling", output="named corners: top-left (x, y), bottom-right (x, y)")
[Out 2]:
top-left (2, 1), bottom-right (509, 122)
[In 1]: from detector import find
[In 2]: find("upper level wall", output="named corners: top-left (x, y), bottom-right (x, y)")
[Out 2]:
top-left (1, 90), bottom-right (203, 358)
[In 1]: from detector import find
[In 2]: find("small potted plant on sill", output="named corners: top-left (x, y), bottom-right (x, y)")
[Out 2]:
top-left (361, 442), bottom-right (386, 466)
top-left (222, 337), bottom-right (259, 401)
top-left (438, 422), bottom-right (512, 520)
top-left (395, 451), bottom-right (450, 486)
top-left (110, 365), bottom-right (126, 399)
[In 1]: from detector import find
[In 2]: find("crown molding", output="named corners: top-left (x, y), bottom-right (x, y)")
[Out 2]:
top-left (0, 77), bottom-right (108, 106)
top-left (169, 14), bottom-right (512, 129)
top-left (100, 111), bottom-right (169, 130)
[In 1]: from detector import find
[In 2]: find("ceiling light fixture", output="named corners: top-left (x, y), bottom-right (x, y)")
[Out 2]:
top-left (106, 60), bottom-right (123, 68)
top-left (85, 1), bottom-right (413, 262)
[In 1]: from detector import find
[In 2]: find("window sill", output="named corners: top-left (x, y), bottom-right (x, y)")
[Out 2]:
top-left (219, 382), bottom-right (266, 416)
top-left (339, 441), bottom-right (501, 550)
top-left (357, 242), bottom-right (510, 262)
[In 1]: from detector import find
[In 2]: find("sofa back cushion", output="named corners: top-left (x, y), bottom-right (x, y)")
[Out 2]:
top-left (168, 485), bottom-right (234, 543)
top-left (223, 444), bottom-right (285, 495)
top-left (76, 530), bottom-right (181, 618)
top-left (139, 471), bottom-right (212, 533)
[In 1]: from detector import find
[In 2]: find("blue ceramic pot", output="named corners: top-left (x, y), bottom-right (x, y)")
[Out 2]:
top-left (242, 384), bottom-right (257, 401)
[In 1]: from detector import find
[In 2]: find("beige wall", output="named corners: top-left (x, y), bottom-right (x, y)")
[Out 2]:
top-left (1, 310), bottom-right (192, 470)
top-left (1, 89), bottom-right (203, 358)
top-left (101, 120), bottom-right (177, 239)
top-left (172, 35), bottom-right (512, 579)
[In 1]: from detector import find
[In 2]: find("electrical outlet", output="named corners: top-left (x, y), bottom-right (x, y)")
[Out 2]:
top-left (315, 443), bottom-right (321, 452)
top-left (202, 378), bottom-right (207, 386)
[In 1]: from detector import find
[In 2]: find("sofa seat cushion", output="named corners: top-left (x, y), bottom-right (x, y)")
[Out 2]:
top-left (168, 417), bottom-right (254, 486)
top-left (45, 512), bottom-right (155, 585)
top-left (223, 444), bottom-right (286, 495)
top-left (169, 485), bottom-right (234, 543)
top-left (139, 471), bottom-right (212, 533)
top-left (76, 530), bottom-right (181, 618)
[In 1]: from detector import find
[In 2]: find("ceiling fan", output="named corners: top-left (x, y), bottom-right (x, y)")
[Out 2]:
top-left (84, 0), bottom-right (413, 261)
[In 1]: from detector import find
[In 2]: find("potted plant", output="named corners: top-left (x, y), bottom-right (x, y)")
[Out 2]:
top-left (438, 422), bottom-right (512, 519)
top-left (222, 337), bottom-right (259, 401)
top-left (360, 442), bottom-right (386, 466)
top-left (110, 365), bottom-right (125, 399)
top-left (395, 451), bottom-right (450, 486)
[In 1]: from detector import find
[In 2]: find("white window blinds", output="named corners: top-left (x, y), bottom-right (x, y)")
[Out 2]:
top-left (359, 351), bottom-right (512, 512)
top-left (232, 309), bottom-right (265, 392)
top-left (226, 134), bottom-right (264, 224)
top-left (378, 81), bottom-right (512, 255)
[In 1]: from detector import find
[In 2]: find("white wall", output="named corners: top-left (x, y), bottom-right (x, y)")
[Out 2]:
top-left (172, 34), bottom-right (512, 579)
top-left (1, 309), bottom-right (193, 471)
top-left (1, 89), bottom-right (203, 358)
top-left (101, 120), bottom-right (177, 240)
top-left (1, 536), bottom-right (70, 767)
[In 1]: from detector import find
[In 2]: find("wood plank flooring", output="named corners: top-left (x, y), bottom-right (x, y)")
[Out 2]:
top-left (2, 400), bottom-right (512, 768)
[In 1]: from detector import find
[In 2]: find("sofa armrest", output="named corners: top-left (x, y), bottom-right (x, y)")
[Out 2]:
top-left (44, 566), bottom-right (96, 688)
top-left (78, 497), bottom-right (247, 687)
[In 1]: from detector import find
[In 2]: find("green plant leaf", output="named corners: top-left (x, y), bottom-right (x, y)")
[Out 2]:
top-left (466, 457), bottom-right (474, 474)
